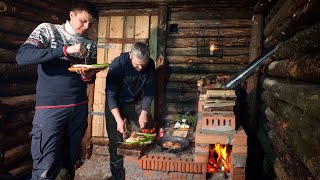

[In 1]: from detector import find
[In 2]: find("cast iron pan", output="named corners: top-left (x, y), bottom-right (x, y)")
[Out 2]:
top-left (155, 135), bottom-right (190, 153)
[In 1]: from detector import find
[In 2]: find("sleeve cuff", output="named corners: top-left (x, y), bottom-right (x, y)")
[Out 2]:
top-left (63, 46), bottom-right (68, 57)
top-left (81, 75), bottom-right (92, 82)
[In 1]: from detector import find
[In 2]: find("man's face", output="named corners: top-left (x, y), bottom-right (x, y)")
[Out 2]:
top-left (69, 10), bottom-right (94, 35)
top-left (130, 53), bottom-right (149, 72)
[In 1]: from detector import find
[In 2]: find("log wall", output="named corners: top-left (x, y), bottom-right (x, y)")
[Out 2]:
top-left (0, 0), bottom-right (70, 178)
top-left (253, 0), bottom-right (320, 179)
top-left (164, 1), bottom-right (253, 121)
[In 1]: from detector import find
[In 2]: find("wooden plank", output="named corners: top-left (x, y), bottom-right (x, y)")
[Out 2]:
top-left (149, 15), bottom-right (158, 61)
top-left (98, 16), bottom-right (108, 39)
top-left (0, 82), bottom-right (36, 97)
top-left (99, 8), bottom-right (158, 16)
top-left (168, 28), bottom-right (252, 38)
top-left (117, 143), bottom-right (152, 157)
top-left (98, 38), bottom-right (148, 44)
top-left (166, 47), bottom-right (249, 56)
top-left (206, 90), bottom-right (236, 98)
top-left (91, 105), bottom-right (108, 137)
top-left (0, 15), bottom-right (38, 36)
top-left (0, 48), bottom-right (17, 63)
top-left (124, 16), bottom-right (135, 38)
top-left (93, 77), bottom-right (106, 105)
top-left (123, 43), bottom-right (132, 52)
top-left (135, 16), bottom-right (150, 38)
top-left (169, 19), bottom-right (252, 29)
top-left (167, 55), bottom-right (248, 64)
top-left (167, 37), bottom-right (250, 48)
top-left (169, 64), bottom-right (245, 74)
top-left (107, 43), bottom-right (123, 63)
top-left (97, 42), bottom-right (107, 64)
top-left (109, 16), bottom-right (124, 38)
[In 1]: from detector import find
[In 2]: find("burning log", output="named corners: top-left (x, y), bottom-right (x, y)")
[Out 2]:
top-left (167, 55), bottom-right (248, 64)
top-left (169, 64), bottom-right (245, 74)
top-left (0, 82), bottom-right (36, 97)
top-left (0, 48), bottom-right (16, 63)
top-left (0, 63), bottom-right (37, 81)
top-left (264, 0), bottom-right (320, 49)
top-left (0, 94), bottom-right (35, 113)
top-left (264, 53), bottom-right (320, 83)
top-left (262, 76), bottom-right (320, 121)
top-left (264, 0), bottom-right (308, 38)
top-left (273, 22), bottom-right (320, 60)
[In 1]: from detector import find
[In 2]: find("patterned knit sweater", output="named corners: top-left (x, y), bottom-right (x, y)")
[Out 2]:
top-left (16, 21), bottom-right (96, 108)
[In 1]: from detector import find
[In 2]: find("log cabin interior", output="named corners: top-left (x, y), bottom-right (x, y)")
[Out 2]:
top-left (0, 0), bottom-right (319, 179)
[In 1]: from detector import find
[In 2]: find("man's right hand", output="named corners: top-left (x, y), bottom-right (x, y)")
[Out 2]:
top-left (66, 43), bottom-right (88, 58)
top-left (116, 119), bottom-right (126, 134)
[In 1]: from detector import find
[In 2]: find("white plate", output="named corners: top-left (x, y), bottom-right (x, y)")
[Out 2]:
top-left (72, 64), bottom-right (107, 69)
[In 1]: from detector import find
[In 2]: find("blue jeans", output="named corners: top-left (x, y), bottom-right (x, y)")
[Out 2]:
top-left (29, 104), bottom-right (87, 180)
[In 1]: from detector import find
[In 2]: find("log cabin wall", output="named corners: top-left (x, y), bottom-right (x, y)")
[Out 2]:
top-left (165, 1), bottom-right (254, 122)
top-left (253, 0), bottom-right (320, 179)
top-left (0, 0), bottom-right (71, 177)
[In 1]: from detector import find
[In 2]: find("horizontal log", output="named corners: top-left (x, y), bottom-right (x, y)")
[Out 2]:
top-left (264, 0), bottom-right (307, 38)
top-left (262, 76), bottom-right (320, 121)
top-left (11, 0), bottom-right (69, 15)
top-left (0, 31), bottom-right (26, 49)
top-left (3, 109), bottom-right (34, 130)
top-left (273, 22), bottom-right (320, 60)
top-left (268, 128), bottom-right (313, 179)
top-left (262, 91), bottom-right (320, 149)
top-left (0, 48), bottom-right (16, 63)
top-left (0, 82), bottom-right (36, 97)
top-left (0, 63), bottom-right (37, 81)
top-left (4, 143), bottom-right (30, 167)
top-left (167, 102), bottom-right (197, 115)
top-left (167, 55), bottom-right (248, 64)
top-left (170, 7), bottom-right (253, 20)
top-left (0, 94), bottom-right (35, 113)
top-left (253, 0), bottom-right (271, 14)
top-left (166, 82), bottom-right (198, 92)
top-left (168, 28), bottom-right (252, 38)
top-left (169, 73), bottom-right (234, 83)
top-left (166, 91), bottom-right (198, 103)
top-left (264, 0), bottom-right (320, 49)
top-left (167, 47), bottom-right (249, 56)
top-left (167, 37), bottom-right (250, 48)
top-left (169, 19), bottom-right (252, 29)
top-left (0, 0), bottom-right (66, 23)
top-left (266, 109), bottom-right (318, 178)
top-left (91, 136), bottom-right (109, 146)
top-left (99, 8), bottom-right (158, 16)
top-left (264, 53), bottom-right (320, 83)
top-left (168, 64), bottom-right (245, 74)
top-left (8, 159), bottom-right (33, 177)
top-left (265, 0), bottom-right (286, 25)
top-left (273, 158), bottom-right (291, 180)
top-left (3, 125), bottom-right (31, 151)
top-left (0, 15), bottom-right (38, 36)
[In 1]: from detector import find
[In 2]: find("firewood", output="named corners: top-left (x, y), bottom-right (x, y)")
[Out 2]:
top-left (264, 0), bottom-right (308, 38)
top-left (0, 63), bottom-right (37, 81)
top-left (0, 82), bottom-right (36, 97)
top-left (262, 76), bottom-right (320, 121)
top-left (167, 55), bottom-right (248, 64)
top-left (264, 0), bottom-right (320, 49)
top-left (264, 53), bottom-right (320, 83)
top-left (206, 90), bottom-right (236, 98)
top-left (273, 22), bottom-right (320, 60)
top-left (0, 48), bottom-right (16, 63)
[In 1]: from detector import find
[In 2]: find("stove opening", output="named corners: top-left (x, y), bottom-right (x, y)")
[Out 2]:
top-left (207, 144), bottom-right (232, 174)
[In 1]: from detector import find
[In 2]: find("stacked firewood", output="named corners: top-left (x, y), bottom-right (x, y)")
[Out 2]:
top-left (253, 0), bottom-right (320, 179)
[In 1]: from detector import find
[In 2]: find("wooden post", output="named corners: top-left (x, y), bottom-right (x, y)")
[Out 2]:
top-left (246, 13), bottom-right (263, 130)
top-left (154, 5), bottom-right (168, 125)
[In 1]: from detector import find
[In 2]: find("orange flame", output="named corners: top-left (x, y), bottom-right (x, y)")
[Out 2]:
top-left (207, 144), bottom-right (231, 173)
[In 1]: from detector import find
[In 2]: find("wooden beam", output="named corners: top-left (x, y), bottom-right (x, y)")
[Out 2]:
top-left (167, 55), bottom-right (248, 64)
top-left (99, 8), bottom-right (158, 16)
top-left (168, 28), bottom-right (252, 38)
top-left (264, 0), bottom-right (320, 49)
top-left (169, 64), bottom-right (245, 74)
top-left (3, 143), bottom-right (30, 167)
top-left (0, 48), bottom-right (16, 63)
top-left (0, 15), bottom-right (38, 36)
top-left (0, 82), bottom-right (36, 97)
top-left (3, 109), bottom-right (34, 130)
top-left (264, 53), bottom-right (320, 83)
top-left (154, 5), bottom-right (168, 124)
top-left (167, 37), bottom-right (251, 48)
top-left (265, 0), bottom-right (286, 25)
top-left (0, 31), bottom-right (26, 49)
top-left (169, 19), bottom-right (252, 29)
top-left (169, 73), bottom-right (234, 83)
top-left (166, 47), bottom-right (249, 56)
top-left (0, 63), bottom-right (37, 81)
top-left (0, 95), bottom-right (35, 113)
top-left (3, 125), bottom-right (31, 151)
top-left (273, 22), bottom-right (320, 60)
top-left (262, 76), bottom-right (320, 121)
top-left (264, 0), bottom-right (308, 38)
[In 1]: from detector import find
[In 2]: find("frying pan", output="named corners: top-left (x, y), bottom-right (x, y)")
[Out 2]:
top-left (155, 135), bottom-right (190, 153)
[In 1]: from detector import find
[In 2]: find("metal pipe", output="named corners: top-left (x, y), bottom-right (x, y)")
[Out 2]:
top-left (222, 46), bottom-right (277, 90)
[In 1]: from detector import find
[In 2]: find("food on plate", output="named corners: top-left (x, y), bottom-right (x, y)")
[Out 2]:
top-left (162, 141), bottom-right (182, 149)
top-left (139, 128), bottom-right (156, 134)
top-left (68, 63), bottom-right (110, 72)
top-left (123, 131), bottom-right (155, 145)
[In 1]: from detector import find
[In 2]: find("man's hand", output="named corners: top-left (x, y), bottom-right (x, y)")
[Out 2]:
top-left (116, 119), bottom-right (126, 134)
top-left (66, 43), bottom-right (88, 58)
top-left (75, 69), bottom-right (96, 80)
top-left (139, 110), bottom-right (148, 128)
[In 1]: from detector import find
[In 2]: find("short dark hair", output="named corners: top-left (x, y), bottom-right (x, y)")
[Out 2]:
top-left (131, 42), bottom-right (150, 61)
top-left (71, 2), bottom-right (99, 19)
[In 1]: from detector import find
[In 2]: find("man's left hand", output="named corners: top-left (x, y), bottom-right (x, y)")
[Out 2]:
top-left (139, 110), bottom-right (148, 128)
top-left (75, 69), bottom-right (96, 80)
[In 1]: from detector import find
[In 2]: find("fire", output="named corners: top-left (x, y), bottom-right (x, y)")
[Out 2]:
top-left (207, 144), bottom-right (231, 173)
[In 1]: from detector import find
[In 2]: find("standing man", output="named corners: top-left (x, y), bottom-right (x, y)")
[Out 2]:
top-left (105, 42), bottom-right (155, 179)
top-left (16, 2), bottom-right (98, 179)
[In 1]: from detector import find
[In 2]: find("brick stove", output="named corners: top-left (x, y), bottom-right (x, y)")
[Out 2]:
top-left (121, 84), bottom-right (247, 180)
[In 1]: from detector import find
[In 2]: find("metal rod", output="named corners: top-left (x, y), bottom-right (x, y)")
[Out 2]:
top-left (222, 46), bottom-right (277, 90)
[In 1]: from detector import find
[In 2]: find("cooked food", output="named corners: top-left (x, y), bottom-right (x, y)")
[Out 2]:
top-left (123, 132), bottom-right (155, 144)
top-left (162, 141), bottom-right (182, 149)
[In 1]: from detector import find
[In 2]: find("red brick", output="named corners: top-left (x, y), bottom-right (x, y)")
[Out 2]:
top-left (195, 143), bottom-right (210, 153)
top-left (233, 174), bottom-right (246, 180)
top-left (232, 129), bottom-right (247, 145)
top-left (194, 153), bottom-right (208, 163)
top-left (232, 145), bottom-right (247, 154)
top-left (195, 133), bottom-right (229, 144)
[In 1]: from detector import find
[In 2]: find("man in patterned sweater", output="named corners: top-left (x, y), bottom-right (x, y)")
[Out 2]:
top-left (16, 2), bottom-right (98, 179)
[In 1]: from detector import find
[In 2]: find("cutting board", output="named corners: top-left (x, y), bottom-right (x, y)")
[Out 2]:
top-left (117, 143), bottom-right (152, 157)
